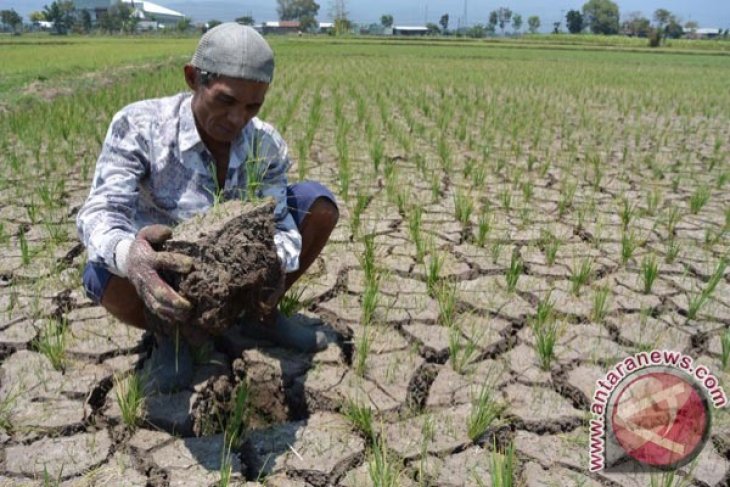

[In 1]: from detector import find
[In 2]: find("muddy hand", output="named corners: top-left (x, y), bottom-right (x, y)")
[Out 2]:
top-left (128, 224), bottom-right (194, 323)
top-left (257, 264), bottom-right (286, 319)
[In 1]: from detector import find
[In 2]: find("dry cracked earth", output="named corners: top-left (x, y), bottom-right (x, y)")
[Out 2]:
top-left (1, 154), bottom-right (729, 487)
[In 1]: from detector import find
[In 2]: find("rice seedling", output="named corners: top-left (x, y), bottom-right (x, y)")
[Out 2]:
top-left (350, 191), bottom-right (368, 237)
top-left (475, 207), bottom-right (492, 248)
top-left (18, 228), bottom-right (31, 266)
top-left (498, 188), bottom-right (512, 212)
top-left (426, 252), bottom-right (444, 297)
top-left (557, 181), bottom-right (576, 217)
top-left (467, 382), bottom-right (502, 442)
top-left (686, 258), bottom-right (726, 320)
top-left (114, 371), bottom-right (145, 430)
top-left (645, 188), bottom-right (662, 216)
top-left (490, 441), bottom-right (516, 487)
top-left (278, 285), bottom-right (307, 317)
top-left (538, 230), bottom-right (561, 266)
top-left (504, 252), bottom-right (523, 293)
top-left (370, 138), bottom-right (384, 173)
top-left (454, 189), bottom-right (474, 227)
top-left (665, 239), bottom-right (680, 264)
top-left (342, 398), bottom-right (375, 440)
top-left (619, 197), bottom-right (635, 231)
top-left (361, 276), bottom-right (380, 327)
top-left (641, 254), bottom-right (659, 294)
top-left (33, 318), bottom-right (68, 371)
top-left (592, 285), bottom-right (611, 322)
top-left (689, 185), bottom-right (710, 214)
top-left (368, 431), bottom-right (401, 487)
top-left (570, 258), bottom-right (593, 296)
top-left (448, 323), bottom-right (480, 374)
top-left (354, 325), bottom-right (373, 377)
top-left (532, 298), bottom-right (560, 370)
top-left (437, 280), bottom-right (458, 328)
top-left (621, 230), bottom-right (639, 264)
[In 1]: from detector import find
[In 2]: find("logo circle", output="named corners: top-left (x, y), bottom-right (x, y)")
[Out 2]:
top-left (608, 367), bottom-right (711, 470)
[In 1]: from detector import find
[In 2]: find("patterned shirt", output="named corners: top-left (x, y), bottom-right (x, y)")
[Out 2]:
top-left (76, 92), bottom-right (301, 277)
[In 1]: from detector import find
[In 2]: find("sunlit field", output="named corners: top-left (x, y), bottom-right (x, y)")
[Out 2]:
top-left (0, 36), bottom-right (728, 485)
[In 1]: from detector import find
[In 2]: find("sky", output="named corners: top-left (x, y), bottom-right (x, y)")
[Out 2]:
top-left (3, 0), bottom-right (729, 31)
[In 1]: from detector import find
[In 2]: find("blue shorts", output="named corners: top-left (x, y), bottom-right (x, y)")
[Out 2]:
top-left (83, 181), bottom-right (337, 305)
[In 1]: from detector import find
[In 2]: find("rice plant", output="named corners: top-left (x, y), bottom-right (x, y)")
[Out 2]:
top-left (114, 372), bottom-right (145, 430)
top-left (368, 432), bottom-right (401, 487)
top-left (592, 285), bottom-right (611, 322)
top-left (33, 318), bottom-right (68, 371)
top-left (532, 296), bottom-right (560, 370)
top-left (426, 252), bottom-right (444, 296)
top-left (342, 399), bottom-right (374, 440)
top-left (504, 252), bottom-right (523, 293)
top-left (475, 206), bottom-right (492, 247)
top-left (448, 323), bottom-right (479, 374)
top-left (539, 230), bottom-right (561, 266)
top-left (686, 258), bottom-right (726, 320)
top-left (437, 280), bottom-right (458, 328)
top-left (467, 382), bottom-right (502, 442)
top-left (619, 197), bottom-right (635, 230)
top-left (641, 254), bottom-right (659, 294)
top-left (454, 189), bottom-right (474, 227)
top-left (665, 239), bottom-right (680, 264)
top-left (689, 185), bottom-right (710, 214)
top-left (570, 258), bottom-right (593, 296)
top-left (490, 441), bottom-right (516, 487)
top-left (278, 286), bottom-right (307, 317)
top-left (621, 231), bottom-right (639, 264)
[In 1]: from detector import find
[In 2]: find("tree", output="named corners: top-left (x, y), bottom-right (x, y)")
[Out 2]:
top-left (565, 10), bottom-right (583, 34)
top-left (582, 0), bottom-right (619, 35)
top-left (277, 0), bottom-right (320, 22)
top-left (621, 12), bottom-right (651, 37)
top-left (100, 3), bottom-right (137, 33)
top-left (491, 7), bottom-right (512, 34)
top-left (299, 14), bottom-right (317, 31)
top-left (488, 11), bottom-right (498, 32)
top-left (653, 9), bottom-right (672, 30)
top-left (512, 14), bottom-right (522, 33)
top-left (207, 19), bottom-right (222, 29)
top-left (466, 24), bottom-right (487, 38)
top-left (439, 13), bottom-right (449, 33)
top-left (426, 22), bottom-right (440, 35)
top-left (78, 9), bottom-right (92, 33)
top-left (1, 9), bottom-right (23, 33)
top-left (43, 0), bottom-right (75, 35)
top-left (553, 21), bottom-right (561, 34)
top-left (527, 15), bottom-right (540, 34)
top-left (235, 16), bottom-right (255, 25)
top-left (380, 14), bottom-right (393, 28)
top-left (176, 17), bottom-right (192, 32)
top-left (664, 17), bottom-right (683, 39)
top-left (29, 11), bottom-right (46, 22)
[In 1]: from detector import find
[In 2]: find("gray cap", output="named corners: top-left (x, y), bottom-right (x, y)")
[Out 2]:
top-left (191, 23), bottom-right (274, 83)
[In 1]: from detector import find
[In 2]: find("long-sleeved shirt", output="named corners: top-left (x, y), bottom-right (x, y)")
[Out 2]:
top-left (76, 92), bottom-right (301, 277)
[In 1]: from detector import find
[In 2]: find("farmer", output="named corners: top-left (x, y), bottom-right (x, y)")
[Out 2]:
top-left (76, 23), bottom-right (338, 391)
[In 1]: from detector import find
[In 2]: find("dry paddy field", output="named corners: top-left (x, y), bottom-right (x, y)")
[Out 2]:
top-left (0, 36), bottom-right (729, 486)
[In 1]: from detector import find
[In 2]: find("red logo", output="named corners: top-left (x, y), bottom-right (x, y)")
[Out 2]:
top-left (609, 370), bottom-right (710, 469)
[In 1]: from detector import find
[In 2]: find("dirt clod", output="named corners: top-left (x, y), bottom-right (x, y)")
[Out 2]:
top-left (157, 199), bottom-right (283, 336)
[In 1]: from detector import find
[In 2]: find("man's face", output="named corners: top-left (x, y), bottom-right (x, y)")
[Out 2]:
top-left (186, 66), bottom-right (269, 144)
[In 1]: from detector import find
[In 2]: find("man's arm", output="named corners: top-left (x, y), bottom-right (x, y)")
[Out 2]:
top-left (76, 112), bottom-right (148, 276)
top-left (254, 127), bottom-right (302, 274)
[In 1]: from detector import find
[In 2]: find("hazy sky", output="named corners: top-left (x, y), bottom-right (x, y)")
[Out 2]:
top-left (4, 0), bottom-right (729, 30)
